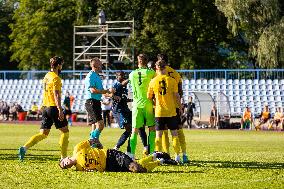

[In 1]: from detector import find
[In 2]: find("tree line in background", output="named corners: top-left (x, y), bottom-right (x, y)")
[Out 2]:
top-left (0, 0), bottom-right (283, 70)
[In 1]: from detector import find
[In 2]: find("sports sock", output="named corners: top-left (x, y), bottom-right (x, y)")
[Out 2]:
top-left (24, 133), bottom-right (47, 149)
top-left (178, 129), bottom-right (187, 154)
top-left (59, 132), bottom-right (69, 158)
top-left (162, 130), bottom-right (170, 154)
top-left (68, 118), bottom-right (72, 126)
top-left (172, 136), bottom-right (180, 155)
top-left (116, 130), bottom-right (131, 148)
top-left (126, 138), bottom-right (131, 153)
top-left (137, 155), bottom-right (160, 172)
top-left (155, 137), bottom-right (162, 152)
top-left (148, 130), bottom-right (156, 154)
top-left (130, 133), bottom-right (138, 155)
top-left (90, 128), bottom-right (101, 139)
top-left (139, 127), bottom-right (147, 147)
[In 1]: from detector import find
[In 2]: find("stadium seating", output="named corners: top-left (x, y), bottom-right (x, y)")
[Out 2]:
top-left (0, 78), bottom-right (283, 117)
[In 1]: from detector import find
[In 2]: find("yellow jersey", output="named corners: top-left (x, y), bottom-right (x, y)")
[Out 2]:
top-left (243, 110), bottom-right (251, 120)
top-left (42, 72), bottom-right (62, 106)
top-left (31, 105), bottom-right (38, 112)
top-left (148, 74), bottom-right (178, 117)
top-left (261, 111), bottom-right (270, 119)
top-left (165, 66), bottom-right (182, 84)
top-left (73, 140), bottom-right (107, 172)
top-left (164, 66), bottom-right (182, 108)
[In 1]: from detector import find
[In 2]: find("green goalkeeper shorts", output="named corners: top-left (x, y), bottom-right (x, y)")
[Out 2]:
top-left (132, 102), bottom-right (155, 129)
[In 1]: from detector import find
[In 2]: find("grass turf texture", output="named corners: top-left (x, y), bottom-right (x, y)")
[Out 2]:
top-left (1, 124), bottom-right (284, 189)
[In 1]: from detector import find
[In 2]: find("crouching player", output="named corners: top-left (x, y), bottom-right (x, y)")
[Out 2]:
top-left (59, 139), bottom-right (172, 172)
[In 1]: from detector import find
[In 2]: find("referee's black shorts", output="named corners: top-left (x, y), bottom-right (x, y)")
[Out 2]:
top-left (85, 99), bottom-right (103, 124)
top-left (105, 149), bottom-right (134, 172)
top-left (41, 106), bottom-right (68, 129)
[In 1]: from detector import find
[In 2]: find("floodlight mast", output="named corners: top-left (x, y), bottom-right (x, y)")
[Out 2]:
top-left (73, 19), bottom-right (135, 77)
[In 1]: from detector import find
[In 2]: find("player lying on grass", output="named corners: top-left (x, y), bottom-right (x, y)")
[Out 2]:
top-left (59, 139), bottom-right (177, 172)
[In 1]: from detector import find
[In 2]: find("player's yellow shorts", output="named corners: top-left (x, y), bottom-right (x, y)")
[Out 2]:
top-left (132, 102), bottom-right (155, 129)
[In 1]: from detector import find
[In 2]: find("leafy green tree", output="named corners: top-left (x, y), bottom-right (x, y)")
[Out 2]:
top-left (75, 0), bottom-right (98, 25)
top-left (216, 0), bottom-right (284, 68)
top-left (141, 0), bottom-right (231, 69)
top-left (0, 0), bottom-right (18, 70)
top-left (9, 0), bottom-right (77, 70)
top-left (98, 0), bottom-right (234, 69)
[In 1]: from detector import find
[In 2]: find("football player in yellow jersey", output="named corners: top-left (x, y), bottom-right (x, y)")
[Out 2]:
top-left (157, 54), bottom-right (189, 163)
top-left (240, 107), bottom-right (253, 130)
top-left (255, 104), bottom-right (271, 130)
top-left (59, 139), bottom-right (175, 172)
top-left (18, 56), bottom-right (69, 161)
top-left (147, 60), bottom-right (182, 163)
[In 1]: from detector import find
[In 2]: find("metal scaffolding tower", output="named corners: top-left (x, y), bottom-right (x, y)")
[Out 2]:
top-left (73, 20), bottom-right (135, 71)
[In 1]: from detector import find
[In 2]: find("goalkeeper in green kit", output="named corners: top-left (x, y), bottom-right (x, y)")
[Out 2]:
top-left (128, 54), bottom-right (156, 159)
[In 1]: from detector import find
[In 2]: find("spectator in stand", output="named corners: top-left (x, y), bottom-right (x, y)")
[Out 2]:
top-left (101, 94), bottom-right (112, 128)
top-left (9, 102), bottom-right (24, 121)
top-left (269, 107), bottom-right (284, 130)
top-left (209, 105), bottom-right (218, 128)
top-left (255, 104), bottom-right (271, 130)
top-left (28, 102), bottom-right (40, 120)
top-left (240, 107), bottom-right (253, 130)
top-left (0, 100), bottom-right (3, 120)
top-left (63, 91), bottom-right (72, 126)
top-left (2, 101), bottom-right (10, 121)
top-left (16, 103), bottom-right (24, 113)
top-left (185, 96), bottom-right (196, 129)
top-left (9, 102), bottom-right (18, 121)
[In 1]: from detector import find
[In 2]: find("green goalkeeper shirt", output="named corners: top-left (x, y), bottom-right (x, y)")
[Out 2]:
top-left (129, 67), bottom-right (156, 108)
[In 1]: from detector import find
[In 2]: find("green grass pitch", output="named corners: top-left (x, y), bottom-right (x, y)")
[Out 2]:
top-left (1, 124), bottom-right (284, 189)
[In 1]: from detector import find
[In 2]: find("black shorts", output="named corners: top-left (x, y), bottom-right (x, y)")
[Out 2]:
top-left (105, 149), bottom-right (134, 172)
top-left (155, 116), bottom-right (178, 131)
top-left (85, 99), bottom-right (103, 124)
top-left (175, 108), bottom-right (182, 125)
top-left (41, 106), bottom-right (68, 129)
top-left (29, 111), bottom-right (38, 115)
top-left (63, 109), bottom-right (72, 116)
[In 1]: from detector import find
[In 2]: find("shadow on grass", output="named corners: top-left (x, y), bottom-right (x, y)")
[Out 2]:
top-left (0, 153), bottom-right (60, 162)
top-left (189, 160), bottom-right (284, 170)
top-left (153, 170), bottom-right (204, 174)
top-left (0, 148), bottom-right (58, 152)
